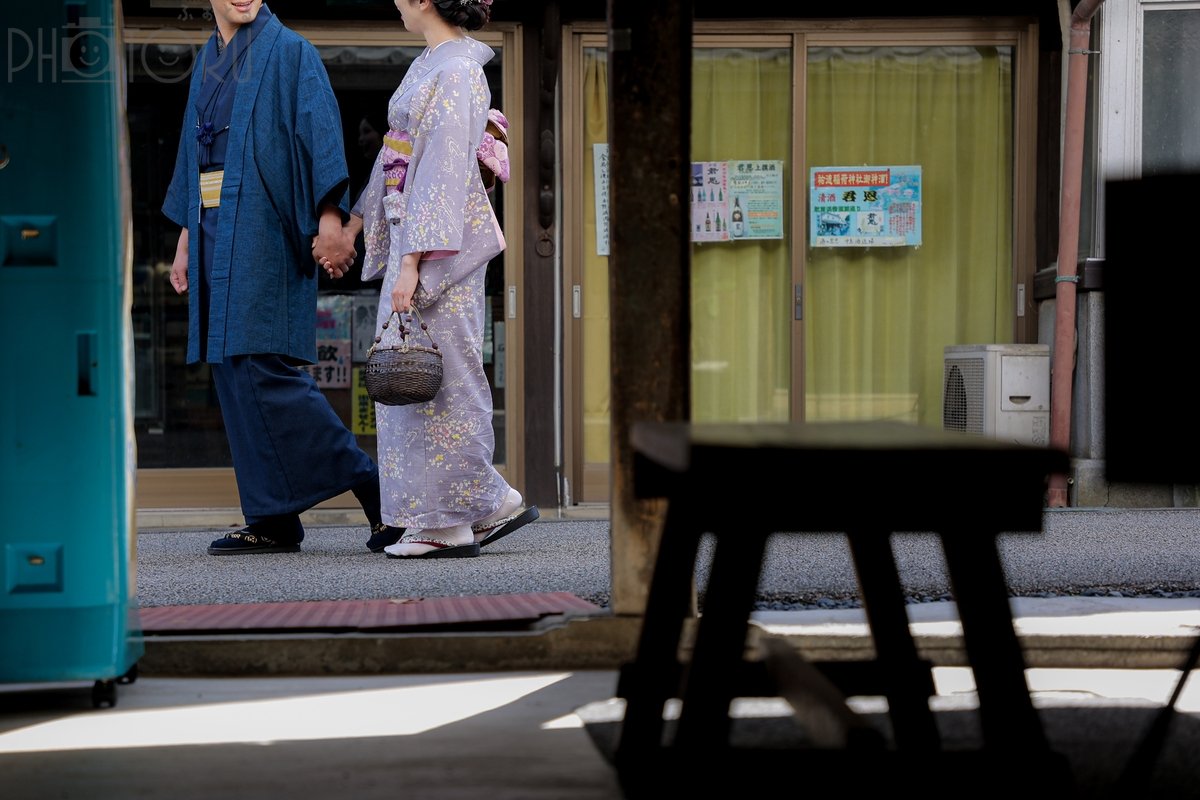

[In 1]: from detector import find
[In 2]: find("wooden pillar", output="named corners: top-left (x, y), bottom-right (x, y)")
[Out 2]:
top-left (520, 2), bottom-right (560, 509)
top-left (607, 0), bottom-right (692, 616)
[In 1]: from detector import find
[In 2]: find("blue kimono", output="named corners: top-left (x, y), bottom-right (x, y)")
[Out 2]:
top-left (162, 5), bottom-right (348, 365)
top-left (161, 6), bottom-right (377, 538)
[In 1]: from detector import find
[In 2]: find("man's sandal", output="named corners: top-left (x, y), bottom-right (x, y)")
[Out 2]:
top-left (207, 530), bottom-right (301, 555)
top-left (367, 523), bottom-right (404, 553)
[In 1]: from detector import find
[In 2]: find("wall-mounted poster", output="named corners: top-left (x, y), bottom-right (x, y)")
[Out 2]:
top-left (691, 160), bottom-right (784, 243)
top-left (351, 367), bottom-right (376, 436)
top-left (315, 293), bottom-right (353, 340)
top-left (691, 161), bottom-right (729, 242)
top-left (309, 294), bottom-right (353, 388)
top-left (593, 150), bottom-right (786, 247)
top-left (351, 291), bottom-right (380, 363)
top-left (302, 340), bottom-right (351, 389)
top-left (727, 160), bottom-right (784, 240)
top-left (593, 143), bottom-right (610, 256)
top-left (809, 165), bottom-right (922, 248)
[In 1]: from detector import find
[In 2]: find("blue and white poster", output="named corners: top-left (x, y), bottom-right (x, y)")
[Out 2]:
top-left (809, 165), bottom-right (922, 248)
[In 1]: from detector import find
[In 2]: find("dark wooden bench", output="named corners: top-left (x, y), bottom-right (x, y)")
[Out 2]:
top-left (613, 420), bottom-right (1073, 794)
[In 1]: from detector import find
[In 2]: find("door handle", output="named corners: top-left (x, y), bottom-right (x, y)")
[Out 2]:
top-left (77, 331), bottom-right (98, 396)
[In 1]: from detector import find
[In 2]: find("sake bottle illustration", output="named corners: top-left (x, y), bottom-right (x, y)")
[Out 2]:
top-left (731, 196), bottom-right (745, 237)
top-left (705, 212), bottom-right (712, 232)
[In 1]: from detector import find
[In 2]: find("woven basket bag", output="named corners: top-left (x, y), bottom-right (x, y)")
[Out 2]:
top-left (363, 307), bottom-right (443, 406)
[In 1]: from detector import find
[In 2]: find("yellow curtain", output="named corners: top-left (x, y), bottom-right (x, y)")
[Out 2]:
top-left (691, 48), bottom-right (793, 422)
top-left (804, 46), bottom-right (1014, 426)
top-left (582, 50), bottom-right (610, 464)
top-left (581, 48), bottom-right (794, 467)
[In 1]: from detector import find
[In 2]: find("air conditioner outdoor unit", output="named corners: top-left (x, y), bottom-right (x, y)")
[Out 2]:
top-left (942, 344), bottom-right (1050, 446)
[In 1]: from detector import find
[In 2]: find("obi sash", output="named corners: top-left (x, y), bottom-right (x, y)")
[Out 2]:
top-left (200, 169), bottom-right (224, 208)
top-left (382, 130), bottom-right (414, 195)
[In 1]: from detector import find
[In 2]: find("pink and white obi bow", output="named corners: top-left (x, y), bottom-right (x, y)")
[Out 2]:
top-left (476, 108), bottom-right (510, 190)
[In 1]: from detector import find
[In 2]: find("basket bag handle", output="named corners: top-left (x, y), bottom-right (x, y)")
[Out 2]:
top-left (367, 306), bottom-right (440, 358)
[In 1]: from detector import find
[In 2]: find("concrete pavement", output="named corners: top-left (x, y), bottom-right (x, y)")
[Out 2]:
top-left (2, 508), bottom-right (1198, 797)
top-left (2, 601), bottom-right (1198, 798)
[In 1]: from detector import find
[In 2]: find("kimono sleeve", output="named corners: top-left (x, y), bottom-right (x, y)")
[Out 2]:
top-left (161, 107), bottom-right (192, 227)
top-left (358, 152), bottom-right (391, 282)
top-left (392, 64), bottom-right (477, 259)
top-left (293, 44), bottom-right (350, 232)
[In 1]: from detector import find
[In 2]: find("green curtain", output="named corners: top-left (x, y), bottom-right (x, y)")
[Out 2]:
top-left (804, 46), bottom-right (1014, 426)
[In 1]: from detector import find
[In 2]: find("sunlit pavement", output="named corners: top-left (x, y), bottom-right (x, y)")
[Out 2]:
top-left (2, 666), bottom-right (1198, 798)
top-left (0, 671), bottom-right (625, 800)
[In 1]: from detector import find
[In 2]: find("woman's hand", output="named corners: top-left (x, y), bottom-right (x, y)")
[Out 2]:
top-left (314, 214), bottom-right (366, 279)
top-left (390, 252), bottom-right (422, 312)
top-left (313, 205), bottom-right (356, 277)
top-left (345, 213), bottom-right (364, 241)
top-left (169, 227), bottom-right (189, 294)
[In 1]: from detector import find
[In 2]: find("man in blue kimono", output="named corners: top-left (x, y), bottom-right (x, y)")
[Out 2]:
top-left (162, 0), bottom-right (401, 555)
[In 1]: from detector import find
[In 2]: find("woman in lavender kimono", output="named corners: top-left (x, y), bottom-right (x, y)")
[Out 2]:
top-left (335, 0), bottom-right (536, 558)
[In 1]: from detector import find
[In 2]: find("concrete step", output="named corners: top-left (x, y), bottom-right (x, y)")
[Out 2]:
top-left (753, 596), bottom-right (1200, 669)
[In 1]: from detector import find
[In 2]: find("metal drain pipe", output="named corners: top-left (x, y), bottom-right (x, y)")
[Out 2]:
top-left (1047, 0), bottom-right (1105, 508)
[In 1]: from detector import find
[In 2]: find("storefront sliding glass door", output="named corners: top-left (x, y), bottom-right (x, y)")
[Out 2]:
top-left (803, 40), bottom-right (1022, 428)
top-left (565, 34), bottom-right (794, 504)
top-left (564, 21), bottom-right (1037, 504)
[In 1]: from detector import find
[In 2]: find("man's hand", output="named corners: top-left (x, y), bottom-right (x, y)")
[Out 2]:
top-left (170, 227), bottom-right (189, 294)
top-left (312, 205), bottom-right (356, 278)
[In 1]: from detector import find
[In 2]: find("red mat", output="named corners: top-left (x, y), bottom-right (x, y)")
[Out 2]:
top-left (139, 592), bottom-right (604, 634)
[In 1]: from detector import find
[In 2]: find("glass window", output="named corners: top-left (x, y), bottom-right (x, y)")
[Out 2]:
top-left (1142, 9), bottom-right (1200, 174)
top-left (691, 48), bottom-right (793, 423)
top-left (804, 45), bottom-right (1015, 427)
top-left (578, 45), bottom-right (792, 472)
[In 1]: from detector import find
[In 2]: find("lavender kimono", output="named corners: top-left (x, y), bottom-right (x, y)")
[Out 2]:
top-left (359, 37), bottom-right (510, 530)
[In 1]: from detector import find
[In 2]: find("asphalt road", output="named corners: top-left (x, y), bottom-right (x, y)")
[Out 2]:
top-left (136, 507), bottom-right (1200, 609)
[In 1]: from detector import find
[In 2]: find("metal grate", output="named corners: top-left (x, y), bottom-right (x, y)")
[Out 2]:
top-left (943, 358), bottom-right (985, 435)
top-left (138, 592), bottom-right (604, 635)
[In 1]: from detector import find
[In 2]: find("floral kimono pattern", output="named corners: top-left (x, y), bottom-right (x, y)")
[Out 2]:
top-left (359, 37), bottom-right (510, 529)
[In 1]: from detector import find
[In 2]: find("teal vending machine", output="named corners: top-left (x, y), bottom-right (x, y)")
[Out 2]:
top-left (0, 0), bottom-right (142, 707)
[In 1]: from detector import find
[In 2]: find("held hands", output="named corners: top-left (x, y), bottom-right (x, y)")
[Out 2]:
top-left (312, 213), bottom-right (358, 278)
top-left (390, 253), bottom-right (421, 312)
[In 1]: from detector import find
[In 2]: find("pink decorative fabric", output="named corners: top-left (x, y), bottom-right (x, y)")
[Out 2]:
top-left (381, 129), bottom-right (414, 195)
top-left (476, 108), bottom-right (509, 189)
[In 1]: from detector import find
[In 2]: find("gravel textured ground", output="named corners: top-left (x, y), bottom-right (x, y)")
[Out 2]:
top-left (136, 507), bottom-right (1200, 611)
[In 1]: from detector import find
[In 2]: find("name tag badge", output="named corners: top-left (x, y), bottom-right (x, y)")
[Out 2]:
top-left (200, 170), bottom-right (225, 209)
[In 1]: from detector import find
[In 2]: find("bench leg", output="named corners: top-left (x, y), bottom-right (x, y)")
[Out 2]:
top-left (940, 532), bottom-right (1050, 752)
top-left (847, 530), bottom-right (941, 750)
top-left (615, 500), bottom-right (703, 767)
top-left (674, 527), bottom-right (770, 750)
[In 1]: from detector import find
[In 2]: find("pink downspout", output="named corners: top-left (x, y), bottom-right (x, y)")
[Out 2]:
top-left (1047, 0), bottom-right (1105, 508)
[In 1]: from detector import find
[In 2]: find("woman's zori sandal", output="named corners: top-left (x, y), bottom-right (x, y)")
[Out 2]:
top-left (382, 489), bottom-right (539, 559)
top-left (472, 489), bottom-right (540, 548)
